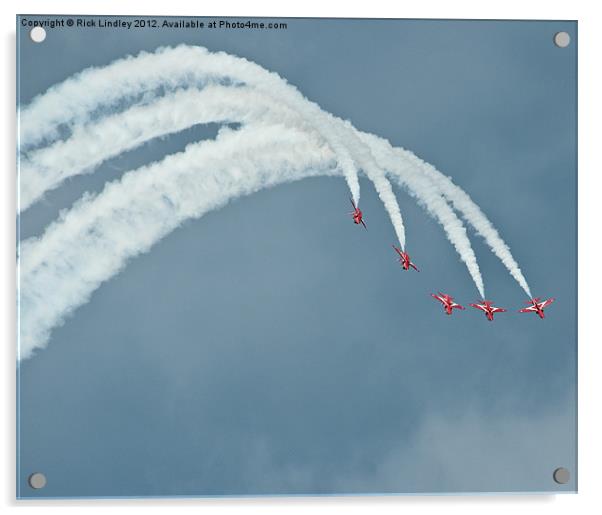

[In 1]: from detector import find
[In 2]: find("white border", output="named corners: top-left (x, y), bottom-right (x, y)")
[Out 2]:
top-left (3, 1), bottom-right (600, 513)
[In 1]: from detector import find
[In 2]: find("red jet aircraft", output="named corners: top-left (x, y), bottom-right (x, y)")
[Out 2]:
top-left (519, 297), bottom-right (555, 319)
top-left (349, 198), bottom-right (366, 229)
top-left (431, 292), bottom-right (465, 315)
top-left (469, 300), bottom-right (507, 321)
top-left (392, 245), bottom-right (419, 271)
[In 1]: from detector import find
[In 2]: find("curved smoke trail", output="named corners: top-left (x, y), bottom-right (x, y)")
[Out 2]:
top-left (388, 147), bottom-right (532, 297)
top-left (19, 86), bottom-right (311, 210)
top-left (20, 45), bottom-right (362, 206)
top-left (19, 124), bottom-right (337, 360)
top-left (357, 131), bottom-right (485, 297)
top-left (18, 45), bottom-right (532, 358)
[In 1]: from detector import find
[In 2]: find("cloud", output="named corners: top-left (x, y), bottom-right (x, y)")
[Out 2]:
top-left (336, 403), bottom-right (576, 493)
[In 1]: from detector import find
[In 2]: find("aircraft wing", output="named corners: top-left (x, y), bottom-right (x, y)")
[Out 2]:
top-left (470, 303), bottom-right (487, 312)
top-left (540, 298), bottom-right (555, 308)
top-left (431, 293), bottom-right (444, 304)
top-left (491, 307), bottom-right (507, 313)
top-left (452, 303), bottom-right (465, 310)
top-left (392, 245), bottom-right (403, 257)
top-left (410, 263), bottom-right (419, 272)
top-left (361, 220), bottom-right (367, 229)
top-left (519, 305), bottom-right (538, 312)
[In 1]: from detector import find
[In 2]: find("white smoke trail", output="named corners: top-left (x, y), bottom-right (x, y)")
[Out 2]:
top-left (19, 86), bottom-right (317, 211)
top-left (335, 121), bottom-right (406, 249)
top-left (387, 145), bottom-right (532, 297)
top-left (19, 123), bottom-right (338, 360)
top-left (364, 169), bottom-right (406, 249)
top-left (19, 45), bottom-right (362, 206)
top-left (362, 143), bottom-right (532, 297)
top-left (358, 131), bottom-right (485, 297)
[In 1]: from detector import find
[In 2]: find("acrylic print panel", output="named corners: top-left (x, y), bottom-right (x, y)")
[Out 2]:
top-left (16, 16), bottom-right (577, 498)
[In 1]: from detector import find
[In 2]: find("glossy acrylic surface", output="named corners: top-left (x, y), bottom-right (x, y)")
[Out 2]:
top-left (17, 16), bottom-right (577, 498)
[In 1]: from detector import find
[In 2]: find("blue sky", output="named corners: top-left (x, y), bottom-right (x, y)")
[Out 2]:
top-left (17, 16), bottom-right (576, 497)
